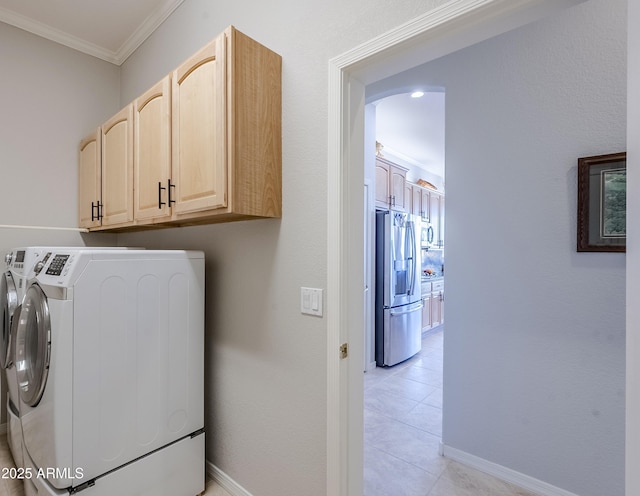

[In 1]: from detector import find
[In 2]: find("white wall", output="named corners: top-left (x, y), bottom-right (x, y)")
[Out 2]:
top-left (0, 23), bottom-right (119, 422)
top-left (371, 1), bottom-right (626, 494)
top-left (116, 1), bottom-right (451, 495)
top-left (627, 0), bottom-right (640, 494)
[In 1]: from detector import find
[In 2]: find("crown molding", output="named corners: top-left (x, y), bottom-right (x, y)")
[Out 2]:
top-left (0, 0), bottom-right (185, 66)
top-left (115, 0), bottom-right (186, 64)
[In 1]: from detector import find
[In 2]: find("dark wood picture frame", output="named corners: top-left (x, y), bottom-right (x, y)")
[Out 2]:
top-left (577, 152), bottom-right (626, 252)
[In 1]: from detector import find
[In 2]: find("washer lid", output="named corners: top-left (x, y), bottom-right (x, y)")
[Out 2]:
top-left (15, 284), bottom-right (51, 407)
top-left (0, 271), bottom-right (18, 369)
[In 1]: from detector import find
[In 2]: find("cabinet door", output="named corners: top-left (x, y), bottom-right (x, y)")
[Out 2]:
top-left (421, 189), bottom-right (430, 221)
top-left (375, 160), bottom-right (391, 206)
top-left (389, 164), bottom-right (406, 211)
top-left (134, 76), bottom-right (171, 222)
top-left (422, 296), bottom-right (431, 331)
top-left (101, 105), bottom-right (134, 227)
top-left (438, 196), bottom-right (445, 247)
top-left (429, 192), bottom-right (441, 243)
top-left (172, 33), bottom-right (227, 215)
top-left (78, 130), bottom-right (101, 229)
top-left (411, 185), bottom-right (421, 216)
top-left (430, 292), bottom-right (441, 327)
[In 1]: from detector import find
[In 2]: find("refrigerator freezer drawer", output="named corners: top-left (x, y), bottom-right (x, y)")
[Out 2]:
top-left (381, 302), bottom-right (422, 366)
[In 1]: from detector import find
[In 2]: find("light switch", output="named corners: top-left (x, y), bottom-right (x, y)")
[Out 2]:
top-left (301, 287), bottom-right (323, 316)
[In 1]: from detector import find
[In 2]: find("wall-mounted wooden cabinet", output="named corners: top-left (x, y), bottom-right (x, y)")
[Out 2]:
top-left (101, 105), bottom-right (134, 228)
top-left (79, 26), bottom-right (282, 232)
top-left (134, 76), bottom-right (172, 224)
top-left (78, 130), bottom-right (101, 229)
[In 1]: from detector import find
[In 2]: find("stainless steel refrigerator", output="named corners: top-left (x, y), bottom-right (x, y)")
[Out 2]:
top-left (375, 210), bottom-right (422, 367)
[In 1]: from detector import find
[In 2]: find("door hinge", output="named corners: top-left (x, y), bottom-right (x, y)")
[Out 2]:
top-left (340, 343), bottom-right (348, 359)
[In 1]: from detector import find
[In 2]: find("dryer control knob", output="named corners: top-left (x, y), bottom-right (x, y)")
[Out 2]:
top-left (5, 252), bottom-right (12, 265)
top-left (33, 261), bottom-right (45, 275)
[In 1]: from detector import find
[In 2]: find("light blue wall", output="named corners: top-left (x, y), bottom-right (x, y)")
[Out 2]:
top-left (370, 0), bottom-right (626, 494)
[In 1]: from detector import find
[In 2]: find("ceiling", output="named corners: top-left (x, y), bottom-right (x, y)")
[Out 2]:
top-left (373, 91), bottom-right (445, 181)
top-left (0, 0), bottom-right (185, 65)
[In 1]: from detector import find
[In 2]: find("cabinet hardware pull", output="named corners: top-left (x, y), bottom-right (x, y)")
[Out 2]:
top-left (91, 202), bottom-right (97, 221)
top-left (158, 182), bottom-right (166, 209)
top-left (168, 179), bottom-right (176, 205)
top-left (97, 201), bottom-right (104, 220)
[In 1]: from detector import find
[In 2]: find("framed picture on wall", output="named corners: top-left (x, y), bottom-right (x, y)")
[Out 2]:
top-left (577, 152), bottom-right (626, 252)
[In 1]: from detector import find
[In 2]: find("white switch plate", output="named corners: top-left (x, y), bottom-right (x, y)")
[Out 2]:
top-left (301, 287), bottom-right (323, 316)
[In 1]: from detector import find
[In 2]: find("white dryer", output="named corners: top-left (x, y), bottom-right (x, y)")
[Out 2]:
top-left (3, 246), bottom-right (135, 470)
top-left (15, 249), bottom-right (205, 496)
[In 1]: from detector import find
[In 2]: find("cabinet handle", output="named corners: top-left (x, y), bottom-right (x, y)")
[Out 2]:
top-left (158, 182), bottom-right (166, 208)
top-left (91, 201), bottom-right (103, 221)
top-left (168, 179), bottom-right (176, 205)
top-left (91, 200), bottom-right (104, 221)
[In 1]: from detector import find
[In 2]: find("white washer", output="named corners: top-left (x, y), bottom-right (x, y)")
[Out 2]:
top-left (15, 249), bottom-right (205, 496)
top-left (2, 247), bottom-right (49, 469)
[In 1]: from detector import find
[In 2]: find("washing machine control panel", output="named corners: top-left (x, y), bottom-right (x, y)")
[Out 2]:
top-left (45, 254), bottom-right (70, 276)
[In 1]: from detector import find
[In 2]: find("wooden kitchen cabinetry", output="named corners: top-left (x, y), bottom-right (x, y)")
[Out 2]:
top-left (79, 26), bottom-right (282, 232)
top-left (411, 183), bottom-right (433, 221)
top-left (422, 279), bottom-right (444, 331)
top-left (421, 294), bottom-right (432, 330)
top-left (430, 279), bottom-right (444, 327)
top-left (428, 190), bottom-right (444, 248)
top-left (375, 157), bottom-right (408, 211)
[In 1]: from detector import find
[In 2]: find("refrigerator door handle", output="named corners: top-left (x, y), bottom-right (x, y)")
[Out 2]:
top-left (407, 220), bottom-right (416, 296)
top-left (389, 302), bottom-right (423, 316)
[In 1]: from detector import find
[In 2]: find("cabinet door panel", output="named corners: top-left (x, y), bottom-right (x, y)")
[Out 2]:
top-left (78, 130), bottom-right (101, 229)
top-left (375, 161), bottom-right (390, 205)
top-left (390, 164), bottom-right (406, 211)
top-left (135, 77), bottom-right (171, 222)
top-left (101, 106), bottom-right (133, 226)
top-left (172, 34), bottom-right (227, 215)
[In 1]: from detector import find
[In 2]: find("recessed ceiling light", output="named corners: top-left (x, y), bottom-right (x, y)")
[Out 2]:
top-left (411, 91), bottom-right (425, 98)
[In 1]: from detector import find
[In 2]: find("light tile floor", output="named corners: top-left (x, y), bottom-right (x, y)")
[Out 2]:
top-left (0, 435), bottom-right (231, 496)
top-left (364, 327), bottom-right (538, 496)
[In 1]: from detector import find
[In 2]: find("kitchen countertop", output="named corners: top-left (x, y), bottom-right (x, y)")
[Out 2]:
top-left (421, 277), bottom-right (444, 296)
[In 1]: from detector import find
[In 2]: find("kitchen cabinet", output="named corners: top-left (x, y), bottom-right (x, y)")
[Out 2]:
top-left (100, 105), bottom-right (134, 228)
top-left (421, 294), bottom-right (432, 331)
top-left (134, 76), bottom-right (172, 224)
top-left (429, 191), bottom-right (444, 247)
top-left (375, 157), bottom-right (408, 211)
top-left (79, 26), bottom-right (282, 232)
top-left (430, 280), bottom-right (444, 327)
top-left (422, 279), bottom-right (444, 330)
top-left (78, 130), bottom-right (101, 229)
top-left (411, 183), bottom-right (433, 220)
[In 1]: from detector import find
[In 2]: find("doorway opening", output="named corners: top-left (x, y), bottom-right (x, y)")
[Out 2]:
top-left (326, 1), bottom-right (590, 495)
top-left (362, 89), bottom-right (446, 494)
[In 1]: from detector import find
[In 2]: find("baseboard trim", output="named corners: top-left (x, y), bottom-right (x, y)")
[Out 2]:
top-left (442, 445), bottom-right (580, 496)
top-left (206, 460), bottom-right (254, 496)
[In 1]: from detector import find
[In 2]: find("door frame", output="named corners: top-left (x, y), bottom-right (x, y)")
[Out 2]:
top-left (326, 0), bottom-right (589, 494)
